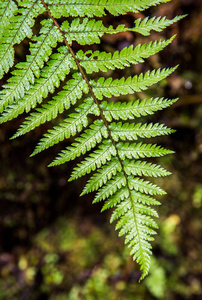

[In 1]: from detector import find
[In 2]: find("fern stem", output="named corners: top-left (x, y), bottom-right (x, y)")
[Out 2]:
top-left (40, 0), bottom-right (109, 132)
top-left (40, 0), bottom-right (117, 151)
top-left (39, 1), bottom-right (134, 187)
top-left (41, 0), bottom-right (147, 276)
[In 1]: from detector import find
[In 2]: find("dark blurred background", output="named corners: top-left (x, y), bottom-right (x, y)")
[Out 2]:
top-left (0, 0), bottom-right (202, 299)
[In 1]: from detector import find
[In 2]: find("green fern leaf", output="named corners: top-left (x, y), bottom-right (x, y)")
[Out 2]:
top-left (0, 0), bottom-right (183, 280)
top-left (61, 16), bottom-right (180, 46)
top-left (81, 158), bottom-right (121, 195)
top-left (101, 97), bottom-right (178, 121)
top-left (0, 0), bottom-right (44, 79)
top-left (111, 201), bottom-right (159, 223)
top-left (8, 74), bottom-right (88, 138)
top-left (117, 142), bottom-right (174, 159)
top-left (102, 189), bottom-right (160, 212)
top-left (50, 119), bottom-right (107, 166)
top-left (69, 140), bottom-right (116, 181)
top-left (78, 37), bottom-right (175, 73)
top-left (123, 160), bottom-right (171, 177)
top-left (92, 67), bottom-right (177, 99)
top-left (114, 193), bottom-right (158, 280)
top-left (61, 18), bottom-right (126, 45)
top-left (0, 0), bottom-right (18, 38)
top-left (109, 122), bottom-right (174, 141)
top-left (134, 15), bottom-right (184, 36)
top-left (47, 0), bottom-right (172, 18)
top-left (31, 97), bottom-right (94, 156)
top-left (128, 176), bottom-right (166, 195)
top-left (93, 172), bottom-right (126, 203)
top-left (1, 47), bottom-right (76, 120)
top-left (0, 19), bottom-right (63, 115)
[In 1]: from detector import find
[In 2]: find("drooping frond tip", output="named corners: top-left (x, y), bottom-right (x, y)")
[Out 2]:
top-left (0, 0), bottom-right (184, 280)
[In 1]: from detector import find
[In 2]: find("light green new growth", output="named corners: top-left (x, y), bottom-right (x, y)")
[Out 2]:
top-left (0, 0), bottom-right (183, 280)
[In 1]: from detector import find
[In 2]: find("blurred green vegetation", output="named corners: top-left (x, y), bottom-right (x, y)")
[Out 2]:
top-left (0, 0), bottom-right (202, 299)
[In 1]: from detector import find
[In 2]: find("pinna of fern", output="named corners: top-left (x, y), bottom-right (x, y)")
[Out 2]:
top-left (0, 0), bottom-right (183, 280)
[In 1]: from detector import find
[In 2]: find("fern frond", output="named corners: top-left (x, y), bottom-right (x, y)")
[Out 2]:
top-left (61, 18), bottom-right (126, 45)
top-left (102, 189), bottom-right (159, 212)
top-left (93, 172), bottom-right (126, 203)
top-left (1, 47), bottom-right (75, 122)
top-left (117, 142), bottom-right (174, 160)
top-left (110, 122), bottom-right (174, 141)
top-left (130, 191), bottom-right (161, 206)
top-left (0, 0), bottom-right (18, 38)
top-left (47, 0), bottom-right (171, 18)
top-left (0, 0), bottom-right (44, 79)
top-left (111, 187), bottom-right (159, 280)
top-left (111, 200), bottom-right (158, 223)
top-left (102, 187), bottom-right (129, 211)
top-left (101, 97), bottom-right (178, 121)
top-left (116, 207), bottom-right (156, 280)
top-left (69, 140), bottom-right (116, 181)
top-left (31, 97), bottom-right (94, 156)
top-left (0, 0), bottom-right (183, 280)
top-left (97, 173), bottom-right (162, 280)
top-left (92, 67), bottom-right (177, 99)
top-left (0, 19), bottom-right (63, 114)
top-left (123, 160), bottom-right (171, 177)
top-left (134, 15), bottom-right (184, 36)
top-left (78, 37), bottom-right (175, 74)
top-left (8, 74), bottom-right (88, 138)
top-left (128, 176), bottom-right (166, 195)
top-left (50, 119), bottom-right (107, 166)
top-left (61, 16), bottom-right (180, 46)
top-left (81, 158), bottom-right (121, 195)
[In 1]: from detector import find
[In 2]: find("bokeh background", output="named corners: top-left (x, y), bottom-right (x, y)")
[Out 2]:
top-left (0, 0), bottom-right (202, 299)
